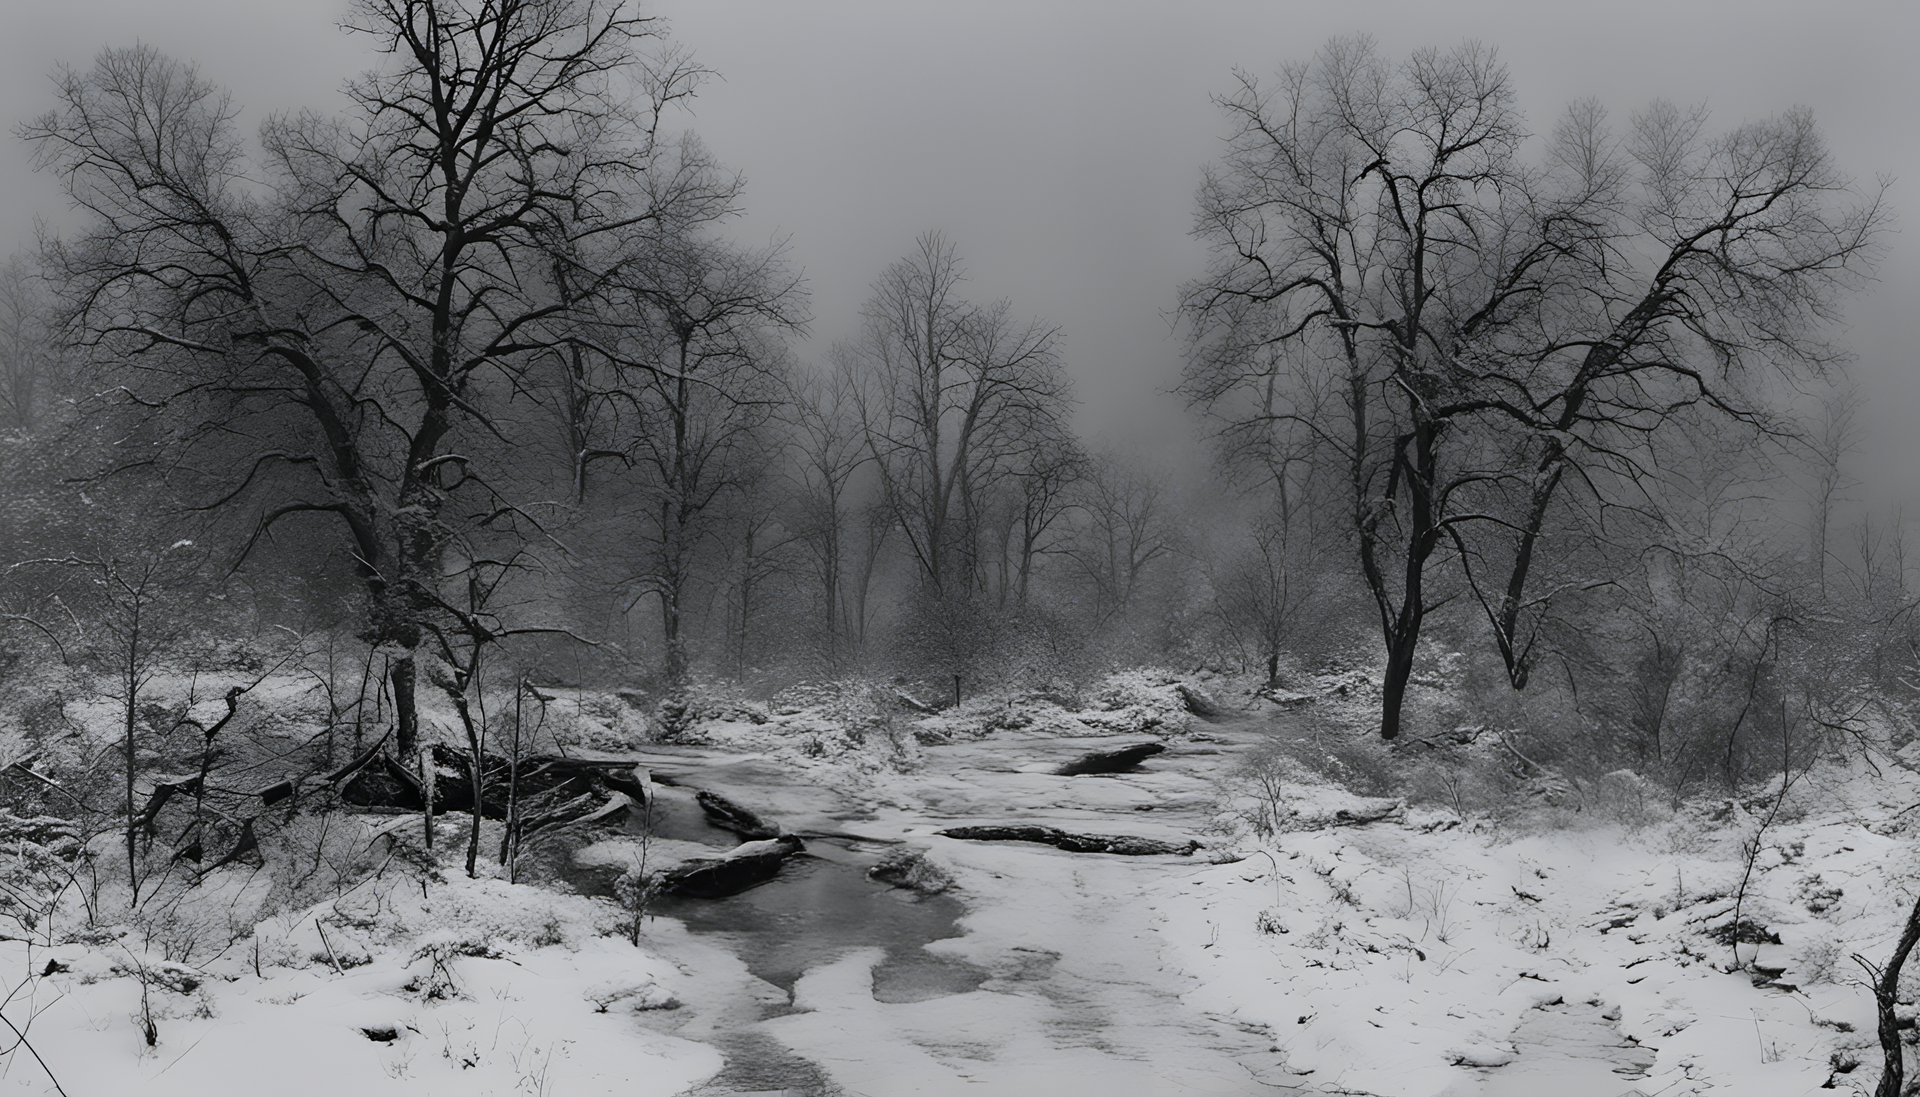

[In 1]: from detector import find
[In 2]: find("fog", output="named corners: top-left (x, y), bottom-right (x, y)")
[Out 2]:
top-left (5, 1), bottom-right (1916, 480)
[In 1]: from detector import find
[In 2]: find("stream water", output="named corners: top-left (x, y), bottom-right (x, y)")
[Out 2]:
top-left (573, 733), bottom-right (1659, 1095)
top-left (576, 782), bottom-right (992, 1096)
top-left (588, 784), bottom-right (986, 1007)
top-left (649, 841), bottom-right (985, 1002)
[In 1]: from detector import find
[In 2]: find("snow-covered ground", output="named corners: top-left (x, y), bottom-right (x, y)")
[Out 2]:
top-left (0, 838), bottom-right (725, 1096)
top-left (4, 668), bottom-right (1918, 1094)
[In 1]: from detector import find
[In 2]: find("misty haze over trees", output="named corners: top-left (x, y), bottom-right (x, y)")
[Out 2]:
top-left (0, 2), bottom-right (1913, 1094)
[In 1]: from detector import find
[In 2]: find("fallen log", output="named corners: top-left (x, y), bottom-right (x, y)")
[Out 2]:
top-left (131, 777), bottom-right (203, 838)
top-left (894, 689), bottom-right (937, 714)
top-left (694, 789), bottom-right (783, 839)
top-left (1332, 799), bottom-right (1405, 826)
top-left (197, 818), bottom-right (260, 874)
top-left (938, 824), bottom-right (1197, 856)
top-left (339, 754), bottom-right (427, 812)
top-left (334, 747), bottom-right (647, 817)
top-left (657, 835), bottom-right (806, 898)
top-left (519, 790), bottom-right (638, 845)
top-left (1054, 741), bottom-right (1166, 776)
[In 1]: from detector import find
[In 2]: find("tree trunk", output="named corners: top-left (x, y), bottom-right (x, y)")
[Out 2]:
top-left (123, 600), bottom-right (141, 905)
top-left (662, 576), bottom-right (687, 687)
top-left (736, 524), bottom-right (755, 678)
top-left (391, 656), bottom-right (419, 760)
top-left (822, 507), bottom-right (840, 666)
top-left (1380, 627), bottom-right (1418, 742)
top-left (459, 690), bottom-right (483, 879)
top-left (1869, 893), bottom-right (1920, 1097)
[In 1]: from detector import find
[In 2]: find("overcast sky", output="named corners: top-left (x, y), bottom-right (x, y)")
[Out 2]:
top-left (4, 1), bottom-right (1916, 501)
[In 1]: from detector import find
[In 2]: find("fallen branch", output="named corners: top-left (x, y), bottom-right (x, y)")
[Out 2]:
top-left (1333, 800), bottom-right (1405, 826)
top-left (938, 824), bottom-right (1198, 856)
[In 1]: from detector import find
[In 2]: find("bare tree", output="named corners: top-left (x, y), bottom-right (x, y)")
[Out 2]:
top-left (0, 257), bottom-right (53, 433)
top-left (1181, 37), bottom-right (1885, 738)
top-left (11, 542), bottom-right (203, 905)
top-left (987, 432), bottom-right (1084, 609)
top-left (1205, 461), bottom-right (1343, 687)
top-left (719, 471), bottom-right (796, 679)
top-left (609, 233), bottom-right (804, 685)
top-left (26, 2), bottom-right (734, 755)
top-left (789, 359), bottom-right (873, 664)
top-left (1067, 454), bottom-right (1173, 626)
top-left (851, 232), bottom-right (1072, 601)
top-left (1807, 386), bottom-right (1861, 599)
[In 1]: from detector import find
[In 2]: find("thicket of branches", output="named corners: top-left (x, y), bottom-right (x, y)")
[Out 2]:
top-left (1178, 36), bottom-right (1892, 751)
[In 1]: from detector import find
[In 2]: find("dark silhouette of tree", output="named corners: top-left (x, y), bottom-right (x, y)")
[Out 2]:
top-left (0, 257), bottom-right (54, 433)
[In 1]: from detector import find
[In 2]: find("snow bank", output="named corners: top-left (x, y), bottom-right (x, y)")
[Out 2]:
top-left (1151, 748), bottom-right (1920, 1095)
top-left (0, 819), bottom-right (725, 1097)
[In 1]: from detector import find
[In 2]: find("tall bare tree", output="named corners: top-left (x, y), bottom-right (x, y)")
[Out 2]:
top-left (1204, 454), bottom-right (1345, 687)
top-left (1181, 37), bottom-right (1884, 738)
top-left (1067, 454), bottom-right (1173, 626)
top-left (0, 257), bottom-right (52, 433)
top-left (1806, 386), bottom-right (1861, 599)
top-left (609, 233), bottom-right (804, 685)
top-left (789, 359), bottom-right (874, 664)
top-left (27, 1), bottom-right (735, 755)
top-left (993, 433), bottom-right (1084, 608)
top-left (851, 232), bottom-right (1072, 600)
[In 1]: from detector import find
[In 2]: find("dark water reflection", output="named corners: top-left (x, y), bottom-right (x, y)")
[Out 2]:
top-left (630, 785), bottom-right (741, 846)
top-left (649, 838), bottom-right (985, 1003)
top-left (580, 785), bottom-right (986, 1007)
top-left (570, 784), bottom-right (989, 1092)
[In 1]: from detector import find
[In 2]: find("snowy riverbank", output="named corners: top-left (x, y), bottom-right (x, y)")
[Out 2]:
top-left (3, 671), bottom-right (1917, 1094)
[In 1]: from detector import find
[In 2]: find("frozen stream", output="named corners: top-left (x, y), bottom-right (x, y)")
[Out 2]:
top-left (601, 719), bottom-right (1651, 1096)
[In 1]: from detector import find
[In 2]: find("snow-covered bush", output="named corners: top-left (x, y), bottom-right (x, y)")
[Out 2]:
top-left (1578, 769), bottom-right (1670, 830)
top-left (1078, 669), bottom-right (1194, 735)
top-left (1400, 748), bottom-right (1523, 824)
top-left (545, 689), bottom-right (651, 749)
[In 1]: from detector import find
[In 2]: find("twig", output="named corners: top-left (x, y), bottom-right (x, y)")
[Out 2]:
top-left (314, 921), bottom-right (346, 976)
top-left (0, 1010), bottom-right (68, 1097)
top-left (1256, 849), bottom-right (1283, 908)
top-left (3, 762), bottom-right (85, 809)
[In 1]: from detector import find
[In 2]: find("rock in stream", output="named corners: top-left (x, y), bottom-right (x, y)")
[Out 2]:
top-left (694, 788), bottom-right (785, 840)
top-left (657, 835), bottom-right (808, 898)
